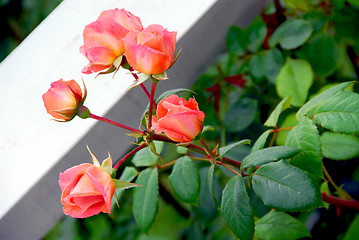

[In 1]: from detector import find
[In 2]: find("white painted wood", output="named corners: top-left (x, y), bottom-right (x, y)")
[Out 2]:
top-left (0, 0), bottom-right (217, 220)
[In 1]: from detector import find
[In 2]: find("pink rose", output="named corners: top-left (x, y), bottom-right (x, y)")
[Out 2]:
top-left (80, 8), bottom-right (143, 74)
top-left (151, 95), bottom-right (205, 142)
top-left (123, 24), bottom-right (177, 74)
top-left (42, 79), bottom-right (85, 121)
top-left (59, 163), bottom-right (115, 218)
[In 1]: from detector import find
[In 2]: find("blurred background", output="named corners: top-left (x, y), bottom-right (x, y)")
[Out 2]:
top-left (0, 0), bottom-right (62, 62)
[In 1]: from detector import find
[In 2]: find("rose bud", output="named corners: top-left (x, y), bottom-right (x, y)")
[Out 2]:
top-left (58, 163), bottom-right (115, 218)
top-left (151, 94), bottom-right (205, 142)
top-left (80, 8), bottom-right (143, 74)
top-left (42, 79), bottom-right (86, 121)
top-left (123, 24), bottom-right (177, 75)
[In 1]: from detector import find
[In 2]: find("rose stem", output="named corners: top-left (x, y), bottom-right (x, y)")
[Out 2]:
top-left (129, 67), bottom-right (157, 110)
top-left (322, 193), bottom-right (359, 211)
top-left (198, 139), bottom-right (217, 160)
top-left (113, 142), bottom-right (147, 170)
top-left (89, 113), bottom-right (143, 134)
top-left (148, 82), bottom-right (157, 129)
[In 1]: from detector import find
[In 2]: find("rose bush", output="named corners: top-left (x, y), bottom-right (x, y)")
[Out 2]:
top-left (123, 24), bottom-right (177, 74)
top-left (42, 79), bottom-right (85, 121)
top-left (58, 163), bottom-right (115, 218)
top-left (151, 94), bottom-right (205, 142)
top-left (80, 8), bottom-right (143, 74)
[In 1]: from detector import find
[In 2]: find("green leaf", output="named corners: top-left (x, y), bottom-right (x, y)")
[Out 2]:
top-left (269, 19), bottom-right (313, 50)
top-left (348, 0), bottom-right (359, 7)
top-left (252, 130), bottom-right (272, 152)
top-left (130, 73), bottom-right (150, 89)
top-left (343, 214), bottom-right (359, 240)
top-left (276, 113), bottom-right (298, 146)
top-left (226, 26), bottom-right (248, 56)
top-left (276, 58), bottom-right (314, 107)
top-left (208, 163), bottom-right (220, 209)
top-left (320, 132), bottom-right (359, 160)
top-left (221, 175), bottom-right (254, 240)
top-left (296, 81), bottom-right (354, 120)
top-left (132, 141), bottom-right (163, 167)
top-left (241, 146), bottom-right (301, 170)
top-left (219, 139), bottom-right (252, 158)
top-left (156, 88), bottom-right (197, 103)
top-left (149, 140), bottom-right (164, 162)
top-left (285, 117), bottom-right (323, 178)
top-left (255, 211), bottom-right (311, 240)
top-left (249, 53), bottom-right (266, 81)
top-left (252, 161), bottom-right (324, 211)
top-left (169, 156), bottom-right (200, 205)
top-left (224, 98), bottom-right (258, 132)
top-left (245, 17), bottom-right (267, 52)
top-left (283, 0), bottom-right (309, 11)
top-left (249, 48), bottom-right (284, 83)
top-left (312, 91), bottom-right (359, 134)
top-left (263, 48), bottom-right (284, 83)
top-left (113, 179), bottom-right (140, 190)
top-left (114, 167), bottom-right (138, 201)
top-left (264, 97), bottom-right (292, 127)
top-left (176, 146), bottom-right (188, 154)
top-left (296, 33), bottom-right (339, 76)
top-left (333, 0), bottom-right (345, 9)
top-left (133, 168), bottom-right (159, 233)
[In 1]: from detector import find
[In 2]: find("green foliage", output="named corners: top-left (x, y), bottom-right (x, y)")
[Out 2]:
top-left (208, 163), bottom-right (220, 209)
top-left (344, 214), bottom-right (359, 240)
top-left (113, 167), bottom-right (138, 206)
top-left (221, 175), bottom-right (254, 240)
top-left (264, 96), bottom-right (291, 127)
top-left (133, 168), bottom-right (159, 233)
top-left (252, 129), bottom-right (272, 152)
top-left (296, 33), bottom-right (339, 76)
top-left (249, 48), bottom-right (284, 83)
top-left (169, 156), bottom-right (201, 205)
top-left (132, 141), bottom-right (163, 167)
top-left (269, 19), bottom-right (313, 50)
top-left (320, 132), bottom-right (359, 160)
top-left (297, 81), bottom-right (354, 120)
top-left (285, 117), bottom-right (323, 177)
top-left (252, 161), bottom-right (324, 211)
top-left (255, 211), bottom-right (311, 240)
top-left (312, 90), bottom-right (359, 134)
top-left (219, 139), bottom-right (251, 158)
top-left (224, 97), bottom-right (258, 132)
top-left (241, 146), bottom-right (301, 170)
top-left (276, 58), bottom-right (314, 107)
top-left (226, 26), bottom-right (248, 56)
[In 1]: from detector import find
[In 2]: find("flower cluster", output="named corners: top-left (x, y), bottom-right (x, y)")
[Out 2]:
top-left (42, 8), bottom-right (204, 219)
top-left (80, 8), bottom-right (177, 75)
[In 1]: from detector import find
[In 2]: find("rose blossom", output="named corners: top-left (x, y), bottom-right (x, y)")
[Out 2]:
top-left (59, 163), bottom-right (115, 218)
top-left (123, 24), bottom-right (177, 74)
top-left (151, 95), bottom-right (205, 142)
top-left (42, 79), bottom-right (85, 121)
top-left (80, 8), bottom-right (143, 74)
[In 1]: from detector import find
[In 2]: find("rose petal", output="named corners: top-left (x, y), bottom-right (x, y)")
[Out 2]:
top-left (86, 166), bottom-right (115, 213)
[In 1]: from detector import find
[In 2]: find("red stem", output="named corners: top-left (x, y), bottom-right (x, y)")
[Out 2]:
top-left (129, 67), bottom-right (157, 109)
top-left (89, 113), bottom-right (143, 134)
top-left (148, 82), bottom-right (157, 129)
top-left (322, 193), bottom-right (359, 211)
top-left (114, 143), bottom-right (147, 170)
